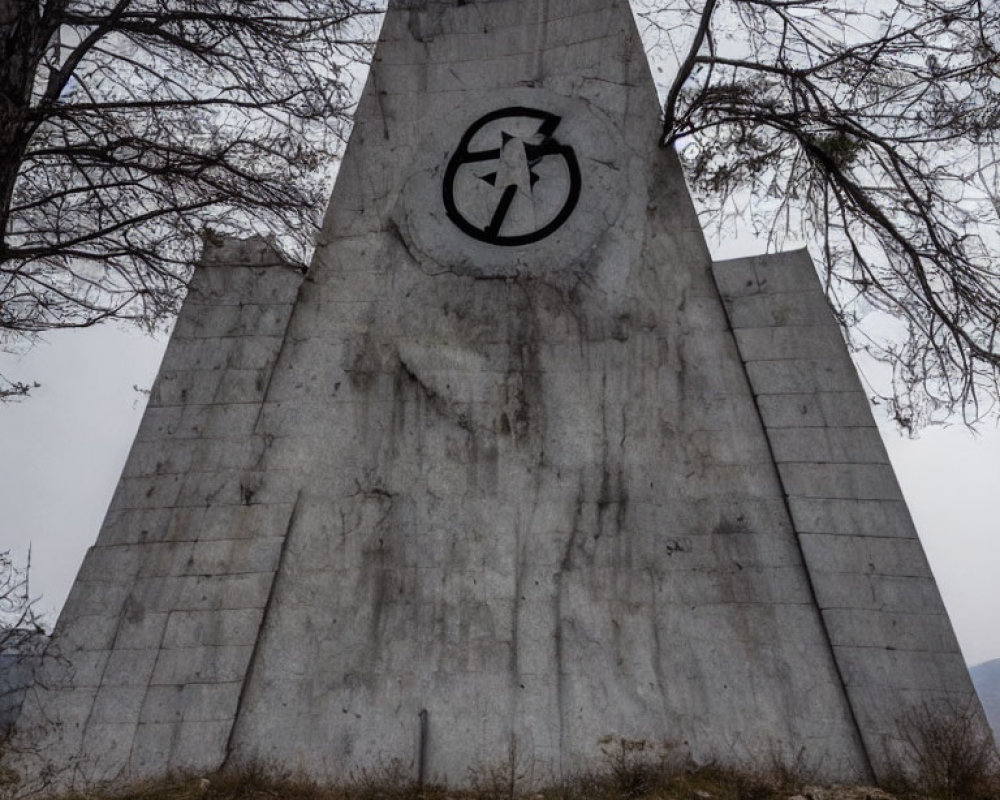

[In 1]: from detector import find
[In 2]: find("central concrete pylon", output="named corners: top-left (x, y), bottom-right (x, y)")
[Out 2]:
top-left (11, 0), bottom-right (987, 789)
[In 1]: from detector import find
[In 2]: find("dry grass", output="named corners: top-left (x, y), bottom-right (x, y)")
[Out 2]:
top-left (885, 703), bottom-right (1000, 800)
top-left (5, 725), bottom-right (999, 800)
top-left (0, 757), bottom-right (828, 800)
top-left (24, 759), bottom-right (850, 800)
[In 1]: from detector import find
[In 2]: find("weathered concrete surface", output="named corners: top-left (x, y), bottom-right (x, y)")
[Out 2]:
top-left (9, 236), bottom-right (304, 787)
top-left (715, 250), bottom-right (989, 780)
top-left (227, 0), bottom-right (872, 784)
top-left (8, 0), bottom-right (987, 789)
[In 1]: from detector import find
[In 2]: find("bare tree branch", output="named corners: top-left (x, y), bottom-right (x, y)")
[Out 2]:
top-left (1, 0), bottom-right (380, 346)
top-left (0, 551), bottom-right (43, 651)
top-left (645, 0), bottom-right (1000, 426)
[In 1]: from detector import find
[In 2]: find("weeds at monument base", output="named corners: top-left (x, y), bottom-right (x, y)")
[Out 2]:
top-left (1, 731), bottom-right (997, 800)
top-left (883, 703), bottom-right (1000, 800)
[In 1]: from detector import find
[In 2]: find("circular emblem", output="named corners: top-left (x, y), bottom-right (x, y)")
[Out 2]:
top-left (442, 107), bottom-right (582, 246)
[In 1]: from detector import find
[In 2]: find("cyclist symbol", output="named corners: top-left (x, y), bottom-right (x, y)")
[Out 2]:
top-left (443, 107), bottom-right (582, 246)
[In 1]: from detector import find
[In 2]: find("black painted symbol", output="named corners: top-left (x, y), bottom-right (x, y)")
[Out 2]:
top-left (443, 107), bottom-right (582, 246)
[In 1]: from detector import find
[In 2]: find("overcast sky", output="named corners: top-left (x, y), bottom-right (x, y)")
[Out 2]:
top-left (1, 309), bottom-right (998, 667)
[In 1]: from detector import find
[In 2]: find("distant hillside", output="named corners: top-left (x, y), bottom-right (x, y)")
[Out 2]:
top-left (971, 658), bottom-right (1000, 736)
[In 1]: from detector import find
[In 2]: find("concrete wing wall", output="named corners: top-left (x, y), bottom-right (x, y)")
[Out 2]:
top-left (714, 249), bottom-right (990, 780)
top-left (9, 237), bottom-right (303, 786)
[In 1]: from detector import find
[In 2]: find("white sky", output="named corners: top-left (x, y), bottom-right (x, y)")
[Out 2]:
top-left (1, 310), bottom-right (998, 667)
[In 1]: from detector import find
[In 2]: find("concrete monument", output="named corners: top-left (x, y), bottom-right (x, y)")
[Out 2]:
top-left (9, 0), bottom-right (989, 789)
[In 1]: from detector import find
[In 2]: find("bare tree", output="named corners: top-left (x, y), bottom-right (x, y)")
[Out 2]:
top-left (0, 551), bottom-right (42, 654)
top-left (1, 0), bottom-right (377, 343)
top-left (642, 0), bottom-right (1000, 427)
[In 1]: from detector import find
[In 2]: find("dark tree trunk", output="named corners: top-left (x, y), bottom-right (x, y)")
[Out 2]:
top-left (0, 0), bottom-right (60, 251)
